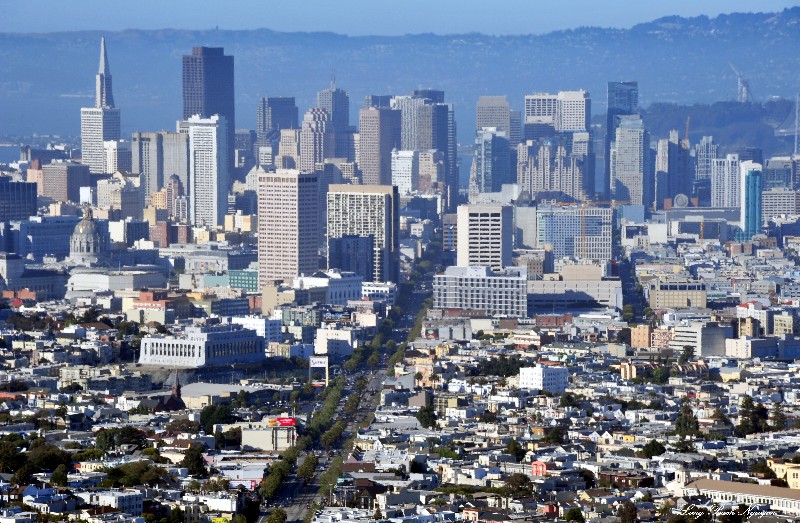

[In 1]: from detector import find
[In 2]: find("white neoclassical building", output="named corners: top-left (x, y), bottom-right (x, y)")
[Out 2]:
top-left (138, 323), bottom-right (265, 367)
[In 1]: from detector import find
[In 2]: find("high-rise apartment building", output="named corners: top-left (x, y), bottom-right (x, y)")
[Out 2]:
top-left (555, 90), bottom-right (590, 132)
top-left (710, 154), bottom-right (741, 208)
top-left (470, 128), bottom-right (511, 194)
top-left (456, 204), bottom-right (513, 271)
top-left (610, 116), bottom-right (651, 207)
top-left (257, 169), bottom-right (319, 287)
top-left (182, 47), bottom-right (235, 168)
top-left (81, 37), bottom-right (120, 174)
top-left (299, 108), bottom-right (333, 172)
top-left (536, 204), bottom-right (613, 261)
top-left (391, 150), bottom-right (419, 195)
top-left (605, 81), bottom-right (639, 197)
top-left (740, 161), bottom-right (763, 240)
top-left (186, 114), bottom-right (229, 227)
top-left (326, 184), bottom-right (399, 283)
top-left (358, 107), bottom-right (401, 185)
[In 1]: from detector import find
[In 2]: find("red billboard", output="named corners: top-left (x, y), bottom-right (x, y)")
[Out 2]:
top-left (267, 417), bottom-right (296, 427)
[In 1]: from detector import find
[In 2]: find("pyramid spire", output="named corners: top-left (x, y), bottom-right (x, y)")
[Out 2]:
top-left (95, 36), bottom-right (114, 108)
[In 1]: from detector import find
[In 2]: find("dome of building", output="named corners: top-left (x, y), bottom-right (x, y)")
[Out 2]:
top-left (69, 206), bottom-right (105, 265)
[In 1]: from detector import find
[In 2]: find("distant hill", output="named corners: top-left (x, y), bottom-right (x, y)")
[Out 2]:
top-left (1, 8), bottom-right (799, 144)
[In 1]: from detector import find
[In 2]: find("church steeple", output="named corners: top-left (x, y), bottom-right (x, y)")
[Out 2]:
top-left (96, 36), bottom-right (114, 108)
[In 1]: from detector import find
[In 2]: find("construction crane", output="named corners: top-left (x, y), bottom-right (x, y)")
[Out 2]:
top-left (728, 63), bottom-right (753, 103)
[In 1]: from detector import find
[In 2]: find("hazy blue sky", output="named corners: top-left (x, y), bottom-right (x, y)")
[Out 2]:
top-left (1, 0), bottom-right (797, 35)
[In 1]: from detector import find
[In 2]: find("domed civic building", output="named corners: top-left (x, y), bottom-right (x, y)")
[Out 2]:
top-left (69, 206), bottom-right (107, 265)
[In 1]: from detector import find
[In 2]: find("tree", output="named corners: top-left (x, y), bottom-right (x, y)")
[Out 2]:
top-left (679, 345), bottom-right (695, 364)
top-left (367, 352), bottom-right (380, 368)
top-left (373, 507), bottom-right (383, 520)
top-left (181, 444), bottom-right (207, 477)
top-left (639, 439), bottom-right (667, 459)
top-left (502, 473), bottom-right (533, 496)
top-left (199, 404), bottom-right (236, 434)
top-left (0, 441), bottom-right (25, 474)
top-left (564, 508), bottom-right (585, 523)
top-left (617, 501), bottom-right (638, 523)
top-left (559, 392), bottom-right (580, 408)
top-left (674, 397), bottom-right (699, 438)
top-left (50, 464), bottom-right (68, 487)
top-left (505, 438), bottom-right (526, 462)
top-left (771, 401), bottom-right (788, 431)
top-left (266, 509), bottom-right (287, 523)
top-left (12, 462), bottom-right (34, 485)
top-left (416, 405), bottom-right (436, 429)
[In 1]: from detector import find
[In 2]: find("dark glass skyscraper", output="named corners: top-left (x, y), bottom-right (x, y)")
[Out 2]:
top-left (605, 81), bottom-right (638, 198)
top-left (182, 47), bottom-right (235, 167)
top-left (256, 97), bottom-right (298, 146)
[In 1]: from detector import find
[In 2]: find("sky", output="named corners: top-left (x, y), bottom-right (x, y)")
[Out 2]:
top-left (1, 0), bottom-right (797, 35)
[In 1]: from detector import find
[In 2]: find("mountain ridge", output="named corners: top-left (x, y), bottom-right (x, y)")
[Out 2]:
top-left (1, 8), bottom-right (798, 142)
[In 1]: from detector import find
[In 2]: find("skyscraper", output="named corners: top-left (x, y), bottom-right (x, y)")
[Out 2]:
top-left (555, 90), bottom-right (591, 132)
top-left (391, 149), bottom-right (419, 195)
top-left (476, 96), bottom-right (511, 137)
top-left (456, 204), bottom-right (513, 271)
top-left (610, 115), bottom-right (651, 207)
top-left (80, 37), bottom-right (120, 174)
top-left (391, 95), bottom-right (428, 150)
top-left (182, 47), bottom-right (235, 168)
top-left (256, 97), bottom-right (298, 145)
top-left (470, 128), bottom-right (511, 195)
top-left (327, 184), bottom-right (399, 283)
top-left (358, 107), bottom-right (401, 185)
top-left (318, 81), bottom-right (351, 158)
top-left (132, 131), bottom-right (189, 205)
top-left (740, 161), bottom-right (763, 240)
top-left (710, 154), bottom-right (740, 208)
top-left (694, 136), bottom-right (717, 180)
top-left (257, 169), bottom-right (319, 288)
top-left (299, 108), bottom-right (333, 172)
top-left (654, 130), bottom-right (691, 209)
top-left (605, 81), bottom-right (639, 197)
top-left (186, 114), bottom-right (229, 227)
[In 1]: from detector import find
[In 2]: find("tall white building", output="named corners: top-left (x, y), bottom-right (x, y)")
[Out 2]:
top-left (186, 114), bottom-right (229, 227)
top-left (81, 37), bottom-right (120, 174)
top-left (518, 365), bottom-right (569, 394)
top-left (710, 153), bottom-right (740, 208)
top-left (138, 324), bottom-right (265, 367)
top-left (694, 135), bottom-right (717, 180)
top-left (103, 139), bottom-right (132, 174)
top-left (524, 92), bottom-right (558, 124)
top-left (391, 149), bottom-right (419, 195)
top-left (555, 90), bottom-right (590, 132)
top-left (257, 169), bottom-right (319, 287)
top-left (433, 265), bottom-right (527, 318)
top-left (327, 184), bottom-right (399, 283)
top-left (456, 204), bottom-right (513, 271)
